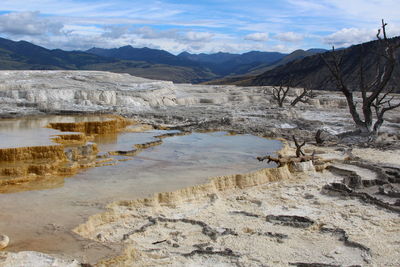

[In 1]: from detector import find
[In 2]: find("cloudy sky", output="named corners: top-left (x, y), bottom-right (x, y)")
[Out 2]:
top-left (0, 0), bottom-right (399, 54)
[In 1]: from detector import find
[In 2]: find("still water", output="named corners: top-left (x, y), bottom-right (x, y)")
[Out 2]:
top-left (0, 115), bottom-right (281, 262)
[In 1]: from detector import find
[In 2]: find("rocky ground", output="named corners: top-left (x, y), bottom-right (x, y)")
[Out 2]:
top-left (0, 71), bottom-right (399, 266)
top-left (75, 148), bottom-right (400, 267)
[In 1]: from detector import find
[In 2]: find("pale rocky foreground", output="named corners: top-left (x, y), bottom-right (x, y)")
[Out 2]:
top-left (0, 71), bottom-right (399, 267)
top-left (74, 147), bottom-right (400, 267)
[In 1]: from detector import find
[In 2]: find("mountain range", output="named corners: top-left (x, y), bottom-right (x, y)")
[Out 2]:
top-left (86, 46), bottom-right (293, 77)
top-left (0, 37), bottom-right (329, 83)
top-left (0, 37), bottom-right (217, 83)
top-left (210, 37), bottom-right (400, 92)
top-left (5, 36), bottom-right (396, 91)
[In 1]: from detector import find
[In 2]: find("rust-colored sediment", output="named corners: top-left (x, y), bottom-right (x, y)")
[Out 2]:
top-left (0, 161), bottom-right (61, 177)
top-left (47, 116), bottom-right (132, 135)
top-left (0, 116), bottom-right (132, 193)
top-left (0, 143), bottom-right (99, 193)
top-left (0, 145), bottom-right (68, 191)
top-left (0, 145), bottom-right (66, 162)
top-left (124, 124), bottom-right (154, 133)
top-left (52, 133), bottom-right (92, 145)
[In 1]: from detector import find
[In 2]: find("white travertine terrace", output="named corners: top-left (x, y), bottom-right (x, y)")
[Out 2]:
top-left (0, 71), bottom-right (177, 112)
top-left (1, 70), bottom-right (400, 266)
top-left (0, 70), bottom-right (346, 115)
top-left (0, 251), bottom-right (79, 267)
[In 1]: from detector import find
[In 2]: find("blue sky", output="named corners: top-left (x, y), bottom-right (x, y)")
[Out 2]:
top-left (0, 0), bottom-right (399, 54)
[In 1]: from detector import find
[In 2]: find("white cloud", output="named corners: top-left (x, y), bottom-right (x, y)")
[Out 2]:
top-left (3, 2), bottom-right (399, 54)
top-left (63, 25), bottom-right (103, 35)
top-left (126, 27), bottom-right (214, 43)
top-left (133, 26), bottom-right (178, 39)
top-left (323, 28), bottom-right (376, 47)
top-left (101, 25), bottom-right (130, 38)
top-left (274, 32), bottom-right (304, 42)
top-left (182, 31), bottom-right (214, 42)
top-left (8, 23), bottom-right (220, 54)
top-left (0, 11), bottom-right (63, 36)
top-left (244, 32), bottom-right (269, 42)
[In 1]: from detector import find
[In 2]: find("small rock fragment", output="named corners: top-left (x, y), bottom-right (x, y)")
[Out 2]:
top-left (0, 234), bottom-right (9, 249)
top-left (304, 193), bottom-right (315, 199)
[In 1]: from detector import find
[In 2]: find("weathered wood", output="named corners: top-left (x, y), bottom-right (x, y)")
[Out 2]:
top-left (257, 155), bottom-right (315, 166)
top-left (290, 86), bottom-right (315, 107)
top-left (321, 20), bottom-right (400, 135)
top-left (292, 136), bottom-right (306, 157)
top-left (270, 82), bottom-right (290, 107)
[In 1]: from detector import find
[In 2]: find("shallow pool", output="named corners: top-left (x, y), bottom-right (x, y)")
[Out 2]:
top-left (0, 115), bottom-right (281, 262)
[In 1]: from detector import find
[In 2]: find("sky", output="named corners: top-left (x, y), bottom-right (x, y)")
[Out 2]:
top-left (0, 0), bottom-right (399, 54)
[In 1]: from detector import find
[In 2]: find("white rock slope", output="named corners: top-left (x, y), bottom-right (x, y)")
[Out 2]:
top-left (0, 251), bottom-right (80, 267)
top-left (0, 71), bottom-right (177, 113)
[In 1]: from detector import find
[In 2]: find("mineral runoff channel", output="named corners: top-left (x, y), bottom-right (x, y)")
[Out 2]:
top-left (0, 114), bottom-right (281, 262)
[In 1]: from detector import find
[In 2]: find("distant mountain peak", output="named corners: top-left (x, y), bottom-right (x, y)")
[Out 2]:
top-left (178, 51), bottom-right (191, 56)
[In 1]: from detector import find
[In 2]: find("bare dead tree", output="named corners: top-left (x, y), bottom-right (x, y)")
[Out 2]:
top-left (271, 82), bottom-right (290, 107)
top-left (257, 136), bottom-right (315, 166)
top-left (292, 135), bottom-right (306, 157)
top-left (268, 79), bottom-right (315, 107)
top-left (321, 20), bottom-right (400, 136)
top-left (290, 85), bottom-right (315, 107)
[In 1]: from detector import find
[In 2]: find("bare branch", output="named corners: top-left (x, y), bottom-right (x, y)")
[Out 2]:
top-left (290, 87), bottom-right (312, 106)
top-left (292, 136), bottom-right (306, 157)
top-left (322, 20), bottom-right (400, 135)
top-left (376, 29), bottom-right (381, 40)
top-left (271, 79), bottom-right (292, 107)
top-left (381, 99), bottom-right (400, 113)
top-left (382, 19), bottom-right (388, 40)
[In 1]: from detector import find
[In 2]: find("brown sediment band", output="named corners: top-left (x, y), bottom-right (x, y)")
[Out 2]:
top-left (74, 165), bottom-right (292, 237)
top-left (52, 133), bottom-right (92, 145)
top-left (0, 116), bottom-right (132, 193)
top-left (123, 124), bottom-right (154, 133)
top-left (0, 143), bottom-right (99, 193)
top-left (48, 116), bottom-right (132, 135)
top-left (0, 161), bottom-right (101, 193)
top-left (0, 145), bottom-right (66, 162)
top-left (49, 120), bottom-right (117, 134)
top-left (0, 161), bottom-right (62, 177)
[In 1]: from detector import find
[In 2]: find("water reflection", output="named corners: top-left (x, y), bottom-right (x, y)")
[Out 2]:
top-left (0, 115), bottom-right (281, 261)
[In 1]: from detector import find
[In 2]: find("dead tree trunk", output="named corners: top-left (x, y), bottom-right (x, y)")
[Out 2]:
top-left (290, 87), bottom-right (315, 107)
top-left (321, 20), bottom-right (400, 136)
top-left (257, 155), bottom-right (315, 167)
top-left (271, 82), bottom-right (290, 107)
top-left (292, 136), bottom-right (306, 157)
